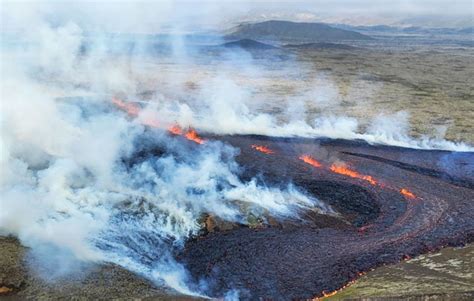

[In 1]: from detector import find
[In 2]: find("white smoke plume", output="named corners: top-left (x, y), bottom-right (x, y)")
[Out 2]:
top-left (0, 6), bottom-right (329, 297)
top-left (149, 76), bottom-right (472, 152)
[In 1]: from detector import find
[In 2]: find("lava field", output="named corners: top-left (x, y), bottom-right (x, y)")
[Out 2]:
top-left (177, 134), bottom-right (474, 300)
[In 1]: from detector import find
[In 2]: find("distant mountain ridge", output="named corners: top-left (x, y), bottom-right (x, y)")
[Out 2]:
top-left (284, 42), bottom-right (358, 50)
top-left (226, 20), bottom-right (373, 43)
top-left (220, 39), bottom-right (277, 50)
top-left (332, 24), bottom-right (474, 35)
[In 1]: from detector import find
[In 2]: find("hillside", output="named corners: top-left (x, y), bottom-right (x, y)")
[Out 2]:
top-left (220, 39), bottom-right (277, 50)
top-left (226, 20), bottom-right (373, 42)
top-left (284, 42), bottom-right (358, 50)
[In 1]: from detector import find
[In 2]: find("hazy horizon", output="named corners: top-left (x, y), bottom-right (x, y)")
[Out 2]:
top-left (2, 0), bottom-right (473, 34)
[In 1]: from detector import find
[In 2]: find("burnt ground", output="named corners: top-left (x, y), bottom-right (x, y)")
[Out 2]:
top-left (178, 135), bottom-right (474, 300)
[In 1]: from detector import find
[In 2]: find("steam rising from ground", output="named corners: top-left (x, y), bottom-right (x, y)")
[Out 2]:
top-left (1, 3), bottom-right (473, 299)
top-left (154, 77), bottom-right (472, 151)
top-left (1, 21), bottom-right (331, 297)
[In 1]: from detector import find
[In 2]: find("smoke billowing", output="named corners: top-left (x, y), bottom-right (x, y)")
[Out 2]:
top-left (1, 1), bottom-right (472, 299)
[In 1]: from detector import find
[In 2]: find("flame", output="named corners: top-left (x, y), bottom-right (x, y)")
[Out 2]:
top-left (167, 124), bottom-right (205, 144)
top-left (321, 291), bottom-right (338, 298)
top-left (112, 97), bottom-right (140, 116)
top-left (251, 145), bottom-right (274, 154)
top-left (400, 188), bottom-right (416, 199)
top-left (299, 155), bottom-right (322, 168)
top-left (112, 97), bottom-right (160, 127)
top-left (315, 276), bottom-right (361, 300)
top-left (330, 164), bottom-right (377, 186)
top-left (298, 154), bottom-right (418, 203)
top-left (0, 286), bottom-right (13, 294)
top-left (185, 129), bottom-right (205, 144)
top-left (111, 98), bottom-right (205, 144)
top-left (168, 124), bottom-right (183, 135)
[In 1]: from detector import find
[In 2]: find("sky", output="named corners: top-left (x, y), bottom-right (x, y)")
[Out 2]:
top-left (1, 0), bottom-right (473, 33)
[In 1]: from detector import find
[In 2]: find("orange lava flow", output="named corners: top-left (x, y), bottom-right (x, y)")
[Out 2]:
top-left (111, 98), bottom-right (205, 144)
top-left (298, 154), bottom-right (417, 201)
top-left (167, 124), bottom-right (205, 144)
top-left (299, 155), bottom-right (323, 168)
top-left (251, 145), bottom-right (274, 154)
top-left (320, 290), bottom-right (338, 298)
top-left (314, 276), bottom-right (361, 300)
top-left (330, 164), bottom-right (377, 186)
top-left (112, 97), bottom-right (140, 116)
top-left (185, 129), bottom-right (205, 144)
top-left (400, 188), bottom-right (416, 199)
top-left (168, 124), bottom-right (183, 135)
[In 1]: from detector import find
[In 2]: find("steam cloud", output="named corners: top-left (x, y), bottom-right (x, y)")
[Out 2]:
top-left (0, 15), bottom-right (330, 298)
top-left (1, 2), bottom-right (472, 299)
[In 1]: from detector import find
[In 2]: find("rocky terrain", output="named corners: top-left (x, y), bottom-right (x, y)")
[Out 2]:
top-left (2, 135), bottom-right (473, 299)
top-left (178, 135), bottom-right (473, 299)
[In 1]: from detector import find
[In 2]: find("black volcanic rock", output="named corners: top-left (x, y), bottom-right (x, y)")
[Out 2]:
top-left (220, 39), bottom-right (277, 50)
top-left (179, 134), bottom-right (474, 300)
top-left (227, 20), bottom-right (373, 42)
top-left (285, 42), bottom-right (359, 50)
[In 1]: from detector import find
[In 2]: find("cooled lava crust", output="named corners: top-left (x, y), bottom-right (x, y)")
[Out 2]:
top-left (178, 135), bottom-right (474, 300)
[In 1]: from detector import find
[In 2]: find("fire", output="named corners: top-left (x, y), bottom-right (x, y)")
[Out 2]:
top-left (315, 276), bottom-right (361, 300)
top-left (251, 145), bottom-right (274, 154)
top-left (185, 129), bottom-right (205, 144)
top-left (298, 154), bottom-right (418, 201)
top-left (0, 286), bottom-right (13, 294)
top-left (112, 97), bottom-right (160, 127)
top-left (167, 124), bottom-right (205, 144)
top-left (168, 124), bottom-right (183, 135)
top-left (299, 155), bottom-right (322, 168)
top-left (330, 164), bottom-right (377, 186)
top-left (321, 291), bottom-right (338, 298)
top-left (112, 97), bottom-right (140, 116)
top-left (400, 188), bottom-right (416, 199)
top-left (111, 98), bottom-right (205, 144)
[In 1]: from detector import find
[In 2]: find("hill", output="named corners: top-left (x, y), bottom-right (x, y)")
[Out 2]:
top-left (284, 42), bottom-right (358, 50)
top-left (220, 39), bottom-right (277, 50)
top-left (226, 20), bottom-right (373, 43)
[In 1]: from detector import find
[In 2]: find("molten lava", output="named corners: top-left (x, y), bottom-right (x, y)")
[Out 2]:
top-left (298, 155), bottom-right (419, 200)
top-left (167, 124), bottom-right (205, 144)
top-left (299, 155), bottom-right (322, 168)
top-left (251, 145), bottom-right (274, 154)
top-left (185, 129), bottom-right (205, 144)
top-left (330, 164), bottom-right (377, 186)
top-left (319, 290), bottom-right (338, 299)
top-left (168, 124), bottom-right (183, 135)
top-left (112, 98), bottom-right (206, 144)
top-left (315, 271), bottom-right (366, 300)
top-left (112, 97), bottom-right (140, 116)
top-left (400, 188), bottom-right (416, 199)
